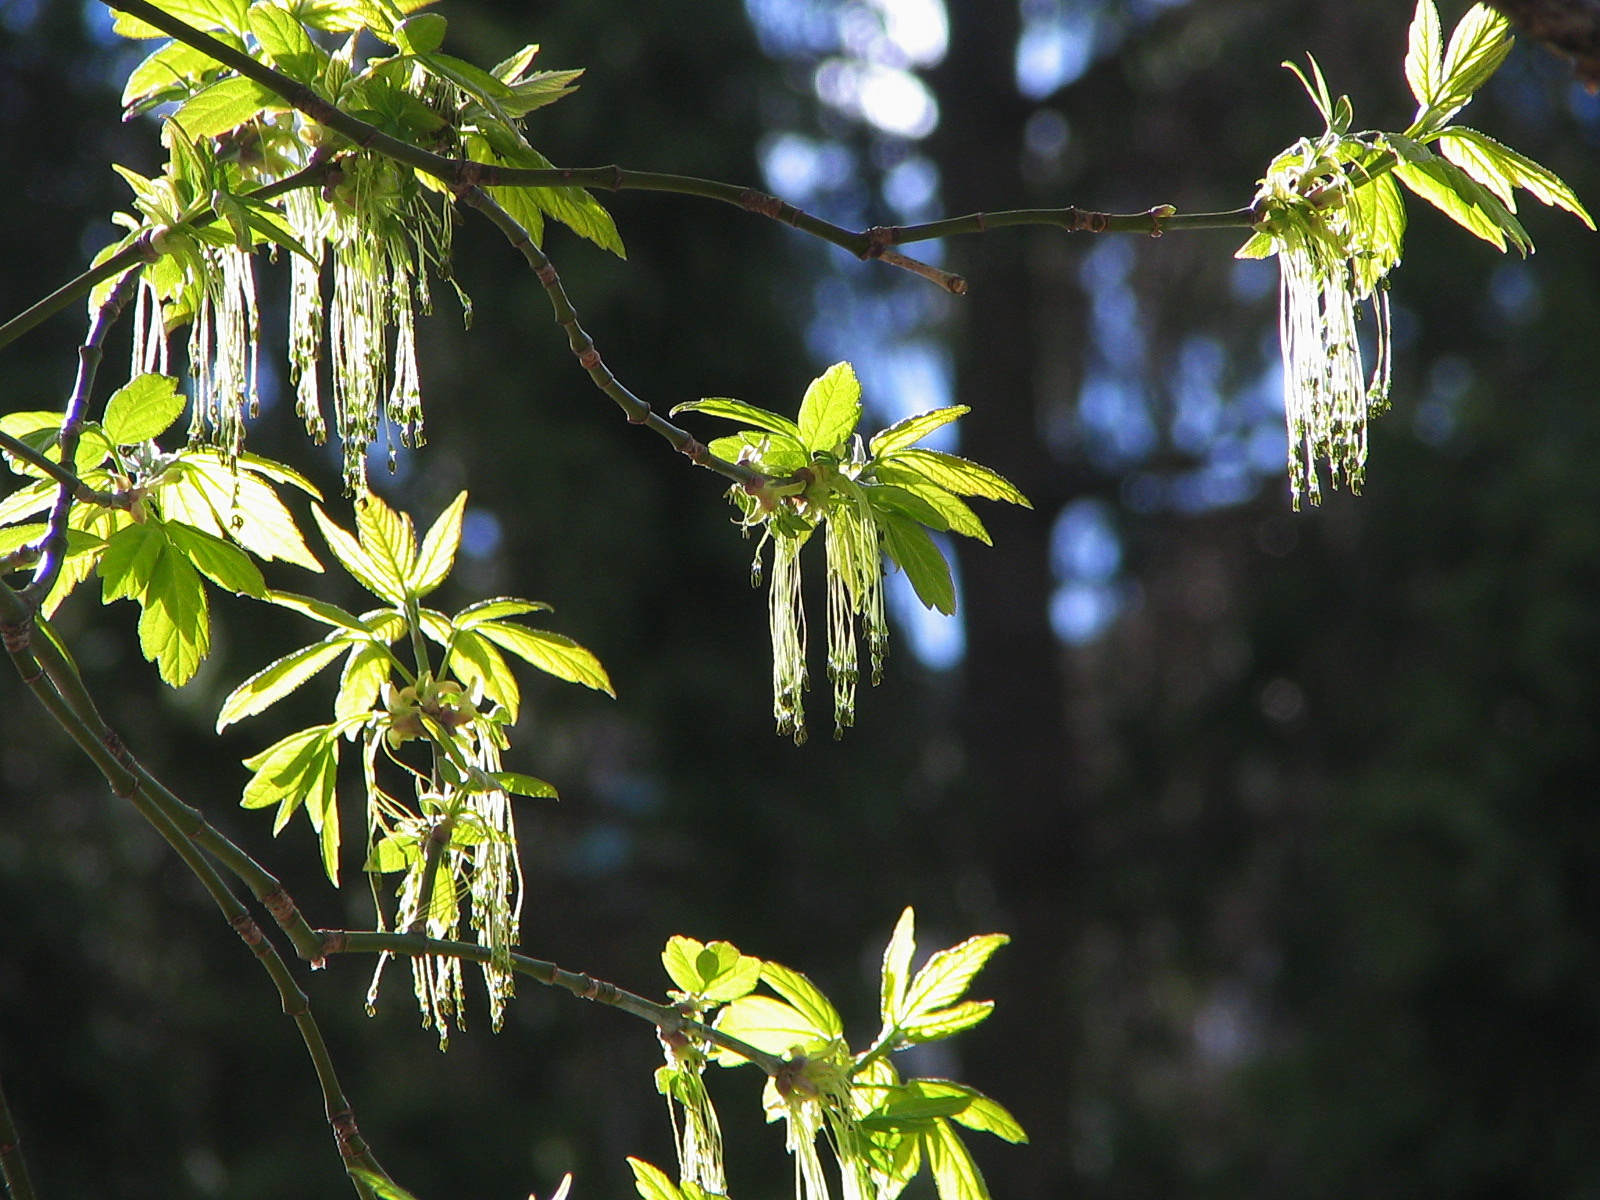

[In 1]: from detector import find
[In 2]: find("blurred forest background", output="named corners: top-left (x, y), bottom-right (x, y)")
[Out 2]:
top-left (3, 0), bottom-right (1600, 1197)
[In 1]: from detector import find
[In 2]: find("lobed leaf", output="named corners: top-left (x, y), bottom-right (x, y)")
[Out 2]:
top-left (139, 543), bottom-right (210, 685)
top-left (710, 995), bottom-right (831, 1062)
top-left (1405, 0), bottom-right (1443, 110)
top-left (926, 1119), bottom-right (990, 1200)
top-left (879, 907), bottom-right (917, 1031)
top-left (314, 504), bottom-right (406, 604)
top-left (247, 4), bottom-right (323, 82)
top-left (162, 518), bottom-right (267, 597)
top-left (627, 1159), bottom-right (684, 1200)
top-left (901, 933), bottom-right (1008, 1020)
top-left (878, 512), bottom-right (955, 615)
top-left (157, 450), bottom-right (322, 571)
top-left (899, 1000), bottom-right (995, 1042)
top-left (412, 490), bottom-right (467, 597)
top-left (333, 639), bottom-right (392, 721)
top-left (1437, 127), bottom-right (1595, 228)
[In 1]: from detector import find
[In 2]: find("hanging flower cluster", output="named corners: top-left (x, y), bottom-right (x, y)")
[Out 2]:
top-left (675, 362), bottom-right (1028, 742)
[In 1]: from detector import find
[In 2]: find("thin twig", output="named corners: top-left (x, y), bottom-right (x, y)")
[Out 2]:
top-left (0, 1063), bottom-right (39, 1200)
top-left (24, 274), bottom-right (138, 608)
top-left (458, 186), bottom-right (763, 484)
top-left (317, 929), bottom-right (789, 1076)
top-left (0, 431), bottom-right (122, 504)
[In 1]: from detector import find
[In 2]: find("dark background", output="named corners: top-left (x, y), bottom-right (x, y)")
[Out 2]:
top-left (3, 1), bottom-right (1599, 1198)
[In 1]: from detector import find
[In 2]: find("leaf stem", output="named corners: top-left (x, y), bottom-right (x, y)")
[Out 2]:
top-left (317, 929), bottom-right (789, 1075)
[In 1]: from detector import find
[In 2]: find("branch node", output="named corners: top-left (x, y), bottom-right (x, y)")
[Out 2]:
top-left (626, 403), bottom-right (653, 426)
top-left (679, 437), bottom-right (708, 462)
top-left (740, 189), bottom-right (784, 219)
top-left (316, 929), bottom-right (347, 967)
top-left (0, 618), bottom-right (31, 656)
top-left (578, 347), bottom-right (602, 371)
top-left (1147, 204), bottom-right (1177, 237)
top-left (535, 262), bottom-right (559, 287)
top-left (230, 913), bottom-right (265, 947)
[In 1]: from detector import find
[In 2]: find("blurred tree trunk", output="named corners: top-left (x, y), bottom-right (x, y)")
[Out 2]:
top-left (930, 5), bottom-right (1085, 1193)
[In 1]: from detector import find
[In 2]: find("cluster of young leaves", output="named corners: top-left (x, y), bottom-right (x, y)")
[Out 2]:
top-left (216, 487), bottom-right (611, 1036)
top-left (640, 910), bottom-right (1025, 1200)
top-left (0, 371), bottom-right (320, 683)
top-left (675, 362), bottom-right (1029, 742)
top-left (1237, 0), bottom-right (1592, 506)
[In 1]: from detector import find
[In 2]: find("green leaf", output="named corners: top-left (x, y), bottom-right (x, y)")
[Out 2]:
top-left (123, 37), bottom-right (231, 111)
top-left (172, 75), bottom-right (285, 139)
top-left (711, 995), bottom-right (832, 1062)
top-left (901, 933), bottom-right (1008, 1020)
top-left (241, 724), bottom-right (341, 880)
top-left (314, 504), bottom-right (406, 604)
top-left (880, 907), bottom-right (917, 1030)
top-left (1439, 4), bottom-right (1513, 106)
top-left (412, 490), bottom-right (466, 596)
top-left (394, 12), bottom-right (447, 54)
top-left (163, 518), bottom-right (267, 597)
top-left (333, 639), bottom-right (392, 721)
top-left (103, 373), bottom-right (185, 444)
top-left (627, 1159), bottom-right (684, 1200)
top-left (140, 541), bottom-right (210, 685)
top-left (865, 483), bottom-right (951, 534)
top-left (797, 361), bottom-right (862, 454)
top-left (491, 42), bottom-right (542, 83)
top-left (888, 1081), bottom-right (1026, 1144)
top-left (1405, 0), bottom-right (1442, 110)
top-left (870, 468), bottom-right (991, 544)
top-left (99, 523), bottom-right (166, 604)
top-left (868, 405), bottom-right (970, 457)
top-left (1347, 171), bottom-right (1407, 296)
top-left (482, 142), bottom-right (626, 258)
top-left (1393, 154), bottom-right (1529, 253)
top-left (900, 1000), bottom-right (995, 1042)
top-left (247, 3), bottom-right (323, 82)
top-left (355, 493), bottom-right (418, 595)
top-left (157, 451), bottom-right (322, 571)
top-left (475, 621), bottom-right (614, 695)
top-left (761, 961), bottom-right (844, 1039)
top-left (671, 398), bottom-right (802, 440)
top-left (488, 771), bottom-right (558, 799)
top-left (878, 512), bottom-right (956, 616)
top-left (1437, 127), bottom-right (1596, 228)
top-left (445, 627), bottom-right (519, 718)
top-left (454, 597), bottom-right (553, 625)
top-left (926, 1119), bottom-right (991, 1200)
top-left (1233, 229), bottom-right (1276, 260)
top-left (217, 639), bottom-right (346, 730)
top-left (112, 0), bottom-right (250, 38)
top-left (0, 480), bottom-right (52, 528)
top-left (663, 936), bottom-right (762, 1002)
top-left (878, 449), bottom-right (1030, 507)
top-left (365, 831), bottom-right (420, 873)
top-left (262, 588), bottom-right (369, 632)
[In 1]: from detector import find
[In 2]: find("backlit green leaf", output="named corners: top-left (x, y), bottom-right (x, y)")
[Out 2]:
top-left (99, 523), bottom-right (166, 604)
top-left (262, 589), bottom-right (368, 631)
top-left (163, 519), bottom-right (267, 597)
top-left (394, 12), bottom-right (446, 54)
top-left (902, 933), bottom-right (1008, 1019)
top-left (926, 1119), bottom-right (990, 1200)
top-left (172, 75), bottom-right (285, 139)
top-left (899, 1000), bottom-right (995, 1042)
top-left (711, 995), bottom-right (831, 1062)
top-left (103, 373), bottom-right (185, 444)
top-left (354, 493), bottom-right (418, 594)
top-left (797, 361), bottom-right (862, 454)
top-left (454, 597), bottom-right (553, 626)
top-left (247, 3), bottom-right (322, 82)
top-left (672, 397), bottom-right (803, 439)
top-left (1404, 0), bottom-right (1442, 110)
top-left (878, 449), bottom-right (1030, 507)
top-left (627, 1158), bottom-right (684, 1200)
top-left (157, 450), bottom-right (322, 571)
top-left (314, 504), bottom-right (405, 604)
top-left (1438, 127), bottom-right (1596, 228)
top-left (445, 627), bottom-right (519, 718)
top-left (412, 490), bottom-right (466, 596)
top-left (761, 961), bottom-right (844, 1039)
top-left (878, 512), bottom-right (955, 615)
top-left (111, 0), bottom-right (249, 38)
top-left (475, 621), bottom-right (614, 695)
top-left (217, 639), bottom-right (346, 730)
top-left (1348, 171), bottom-right (1407, 296)
top-left (488, 771), bottom-right (558, 799)
top-left (140, 542), bottom-right (209, 685)
top-left (869, 405), bottom-right (969, 457)
top-left (870, 467), bottom-right (991, 544)
top-left (333, 639), bottom-right (392, 721)
top-left (1394, 155), bottom-right (1529, 252)
top-left (880, 907), bottom-right (916, 1029)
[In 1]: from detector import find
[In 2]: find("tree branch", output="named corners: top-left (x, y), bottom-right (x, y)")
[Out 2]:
top-left (0, 585), bottom-right (393, 1196)
top-left (316, 929), bottom-right (789, 1076)
top-left (98, 0), bottom-right (1254, 294)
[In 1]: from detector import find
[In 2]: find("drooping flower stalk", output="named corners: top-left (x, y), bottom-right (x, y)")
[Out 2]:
top-left (767, 530), bottom-right (809, 743)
